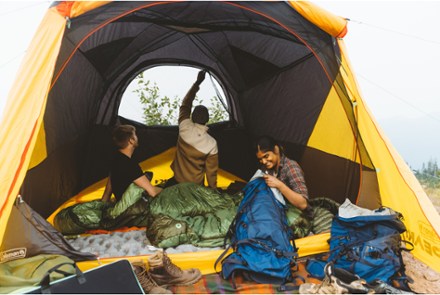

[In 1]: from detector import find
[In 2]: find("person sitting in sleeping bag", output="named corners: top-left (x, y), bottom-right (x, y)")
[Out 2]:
top-left (101, 124), bottom-right (162, 203)
top-left (254, 135), bottom-right (312, 216)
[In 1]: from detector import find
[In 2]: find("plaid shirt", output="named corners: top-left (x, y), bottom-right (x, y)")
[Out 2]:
top-left (277, 154), bottom-right (309, 200)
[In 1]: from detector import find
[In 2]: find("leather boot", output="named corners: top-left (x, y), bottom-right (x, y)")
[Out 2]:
top-left (299, 262), bottom-right (372, 294)
top-left (131, 261), bottom-right (172, 294)
top-left (148, 251), bottom-right (202, 287)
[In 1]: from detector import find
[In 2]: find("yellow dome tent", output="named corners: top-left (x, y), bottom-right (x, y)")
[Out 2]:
top-left (0, 1), bottom-right (439, 276)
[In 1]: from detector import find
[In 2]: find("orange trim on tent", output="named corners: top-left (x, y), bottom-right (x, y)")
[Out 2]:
top-left (338, 26), bottom-right (348, 38)
top-left (54, 1), bottom-right (111, 18)
top-left (374, 135), bottom-right (440, 240)
top-left (0, 122), bottom-right (38, 218)
top-left (226, 2), bottom-right (361, 199)
top-left (289, 1), bottom-right (348, 38)
top-left (337, 41), bottom-right (440, 241)
top-left (0, 8), bottom-right (66, 242)
top-left (55, 1), bottom-right (75, 17)
top-left (51, 1), bottom-right (335, 93)
top-left (51, 1), bottom-right (175, 89)
top-left (47, 1), bottom-right (363, 201)
top-left (358, 87), bottom-right (440, 241)
top-left (225, 3), bottom-right (364, 187)
top-left (69, 2), bottom-right (112, 18)
top-left (225, 1), bottom-right (334, 84)
top-left (54, 1), bottom-right (348, 40)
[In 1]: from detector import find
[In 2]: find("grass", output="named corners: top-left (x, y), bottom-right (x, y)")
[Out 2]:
top-left (422, 185), bottom-right (440, 214)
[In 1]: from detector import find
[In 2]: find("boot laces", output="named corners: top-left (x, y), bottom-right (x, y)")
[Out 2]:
top-left (163, 254), bottom-right (183, 276)
top-left (134, 264), bottom-right (159, 291)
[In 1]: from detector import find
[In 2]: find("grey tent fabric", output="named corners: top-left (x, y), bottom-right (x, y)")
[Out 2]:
top-left (22, 1), bottom-right (376, 218)
top-left (0, 198), bottom-right (96, 263)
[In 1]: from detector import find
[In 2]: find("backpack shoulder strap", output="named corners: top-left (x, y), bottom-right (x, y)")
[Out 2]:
top-left (214, 244), bottom-right (233, 273)
top-left (222, 187), bottom-right (261, 247)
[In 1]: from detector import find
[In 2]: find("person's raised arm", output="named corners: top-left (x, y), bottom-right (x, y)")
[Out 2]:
top-left (178, 70), bottom-right (206, 124)
top-left (101, 178), bottom-right (113, 203)
top-left (133, 175), bottom-right (162, 197)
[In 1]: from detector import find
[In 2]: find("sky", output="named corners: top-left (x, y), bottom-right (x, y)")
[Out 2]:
top-left (1, 1), bottom-right (440, 170)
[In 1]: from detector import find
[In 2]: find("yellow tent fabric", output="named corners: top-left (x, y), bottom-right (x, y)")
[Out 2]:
top-left (0, 7), bottom-right (65, 242)
top-left (46, 147), bottom-right (245, 224)
top-left (288, 1), bottom-right (347, 38)
top-left (42, 146), bottom-right (331, 274)
top-left (337, 39), bottom-right (440, 268)
top-left (1, 0), bottom-right (439, 276)
top-left (74, 233), bottom-right (331, 274)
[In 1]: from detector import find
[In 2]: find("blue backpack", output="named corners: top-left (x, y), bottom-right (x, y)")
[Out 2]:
top-left (215, 177), bottom-right (298, 286)
top-left (306, 206), bottom-right (413, 290)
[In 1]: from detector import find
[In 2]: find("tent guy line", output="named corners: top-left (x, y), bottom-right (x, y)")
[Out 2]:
top-left (348, 18), bottom-right (440, 45)
top-left (2, 3), bottom-right (439, 120)
top-left (334, 49), bottom-right (440, 126)
top-left (356, 72), bottom-right (440, 125)
top-left (0, 2), bottom-right (47, 18)
top-left (0, 52), bottom-right (26, 70)
top-left (1, 1), bottom-right (440, 283)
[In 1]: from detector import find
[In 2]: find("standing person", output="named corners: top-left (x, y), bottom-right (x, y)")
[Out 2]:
top-left (168, 70), bottom-right (218, 188)
top-left (101, 124), bottom-right (162, 202)
top-left (255, 135), bottom-right (309, 211)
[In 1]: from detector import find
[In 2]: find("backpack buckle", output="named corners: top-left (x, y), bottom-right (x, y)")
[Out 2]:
top-left (274, 249), bottom-right (283, 258)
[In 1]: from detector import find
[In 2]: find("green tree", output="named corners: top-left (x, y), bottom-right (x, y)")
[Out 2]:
top-left (415, 158), bottom-right (440, 189)
top-left (132, 72), bottom-right (228, 126)
top-left (207, 96), bottom-right (229, 124)
top-left (132, 73), bottom-right (179, 125)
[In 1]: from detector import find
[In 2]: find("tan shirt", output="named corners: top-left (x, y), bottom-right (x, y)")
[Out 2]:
top-left (171, 83), bottom-right (218, 188)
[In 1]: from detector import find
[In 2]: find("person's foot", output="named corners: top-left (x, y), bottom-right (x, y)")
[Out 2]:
top-left (148, 251), bottom-right (202, 287)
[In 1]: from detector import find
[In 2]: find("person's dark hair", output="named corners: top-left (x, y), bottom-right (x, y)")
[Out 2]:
top-left (192, 105), bottom-right (209, 125)
top-left (112, 124), bottom-right (136, 149)
top-left (255, 135), bottom-right (283, 155)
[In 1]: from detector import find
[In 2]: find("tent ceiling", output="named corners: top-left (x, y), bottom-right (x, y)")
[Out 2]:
top-left (25, 1), bottom-right (362, 217)
top-left (49, 1), bottom-right (338, 136)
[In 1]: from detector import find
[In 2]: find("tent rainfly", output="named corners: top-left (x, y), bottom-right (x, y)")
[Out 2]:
top-left (1, 0), bottom-right (439, 274)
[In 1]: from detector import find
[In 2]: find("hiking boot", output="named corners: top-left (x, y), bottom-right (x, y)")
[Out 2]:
top-left (369, 279), bottom-right (414, 294)
top-left (299, 262), bottom-right (372, 294)
top-left (328, 264), bottom-right (372, 294)
top-left (148, 251), bottom-right (202, 287)
top-left (131, 261), bottom-right (172, 294)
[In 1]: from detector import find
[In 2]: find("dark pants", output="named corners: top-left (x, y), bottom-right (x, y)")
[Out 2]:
top-left (163, 177), bottom-right (178, 188)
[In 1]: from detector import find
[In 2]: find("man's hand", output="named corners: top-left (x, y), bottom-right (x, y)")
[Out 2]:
top-left (196, 70), bottom-right (206, 86)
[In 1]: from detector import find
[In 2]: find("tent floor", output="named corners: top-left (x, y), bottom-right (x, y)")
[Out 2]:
top-left (169, 259), bottom-right (321, 294)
